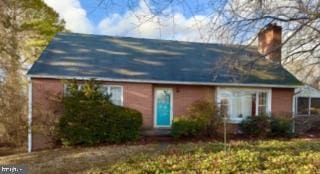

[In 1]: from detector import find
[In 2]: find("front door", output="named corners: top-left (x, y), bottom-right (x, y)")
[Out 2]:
top-left (155, 89), bottom-right (173, 127)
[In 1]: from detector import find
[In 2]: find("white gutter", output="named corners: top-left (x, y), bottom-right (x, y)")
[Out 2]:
top-left (27, 76), bottom-right (32, 153)
top-left (27, 74), bottom-right (303, 89)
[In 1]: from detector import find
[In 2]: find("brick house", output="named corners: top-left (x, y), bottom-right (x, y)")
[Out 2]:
top-left (27, 24), bottom-right (301, 151)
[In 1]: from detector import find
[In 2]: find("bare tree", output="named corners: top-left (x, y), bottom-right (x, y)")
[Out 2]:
top-left (219, 0), bottom-right (320, 88)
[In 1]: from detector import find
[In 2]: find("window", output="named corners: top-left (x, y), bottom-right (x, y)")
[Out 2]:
top-left (311, 98), bottom-right (320, 115)
top-left (63, 84), bottom-right (83, 96)
top-left (296, 97), bottom-right (320, 116)
top-left (218, 88), bottom-right (271, 123)
top-left (258, 92), bottom-right (267, 115)
top-left (100, 85), bottom-right (123, 106)
top-left (64, 84), bottom-right (123, 106)
top-left (220, 99), bottom-right (229, 117)
top-left (297, 97), bottom-right (309, 115)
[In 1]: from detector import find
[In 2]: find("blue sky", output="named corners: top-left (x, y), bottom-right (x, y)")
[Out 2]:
top-left (79, 0), bottom-right (216, 25)
top-left (44, 0), bottom-right (225, 42)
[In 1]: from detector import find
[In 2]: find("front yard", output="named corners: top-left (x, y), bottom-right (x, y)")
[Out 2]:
top-left (1, 139), bottom-right (320, 173)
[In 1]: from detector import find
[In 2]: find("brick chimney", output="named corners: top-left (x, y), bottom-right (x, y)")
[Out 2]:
top-left (258, 23), bottom-right (282, 63)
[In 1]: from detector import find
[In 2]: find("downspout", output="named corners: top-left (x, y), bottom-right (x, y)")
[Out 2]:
top-left (27, 76), bottom-right (32, 153)
top-left (292, 95), bottom-right (296, 133)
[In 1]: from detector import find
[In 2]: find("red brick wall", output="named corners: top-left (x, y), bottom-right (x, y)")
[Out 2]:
top-left (31, 79), bottom-right (216, 130)
top-left (31, 78), bottom-right (154, 150)
top-left (153, 84), bottom-right (215, 125)
top-left (32, 78), bottom-right (64, 112)
top-left (171, 85), bottom-right (215, 117)
top-left (258, 24), bottom-right (282, 63)
top-left (32, 78), bottom-right (154, 125)
top-left (30, 78), bottom-right (295, 150)
top-left (272, 88), bottom-right (294, 116)
top-left (32, 78), bottom-right (64, 150)
top-left (122, 83), bottom-right (153, 129)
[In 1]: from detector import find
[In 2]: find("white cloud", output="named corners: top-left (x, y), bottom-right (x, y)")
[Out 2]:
top-left (97, 0), bottom-right (228, 43)
top-left (44, 0), bottom-right (93, 33)
top-left (44, 0), bottom-right (230, 43)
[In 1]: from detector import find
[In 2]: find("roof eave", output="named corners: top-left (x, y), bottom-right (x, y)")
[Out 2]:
top-left (27, 74), bottom-right (303, 89)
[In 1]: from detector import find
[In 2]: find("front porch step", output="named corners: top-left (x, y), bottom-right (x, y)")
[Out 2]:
top-left (142, 128), bottom-right (171, 137)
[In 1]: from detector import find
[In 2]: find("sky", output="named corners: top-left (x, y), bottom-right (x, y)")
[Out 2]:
top-left (43, 0), bottom-right (223, 42)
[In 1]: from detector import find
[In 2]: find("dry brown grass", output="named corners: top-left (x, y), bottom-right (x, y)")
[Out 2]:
top-left (0, 147), bottom-right (25, 156)
top-left (0, 144), bottom-right (158, 174)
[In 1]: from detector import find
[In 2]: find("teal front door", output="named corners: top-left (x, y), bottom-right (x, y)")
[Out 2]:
top-left (155, 89), bottom-right (172, 127)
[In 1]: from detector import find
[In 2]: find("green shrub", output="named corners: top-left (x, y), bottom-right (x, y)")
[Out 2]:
top-left (240, 115), bottom-right (293, 138)
top-left (270, 116), bottom-right (292, 137)
top-left (105, 106), bottom-right (142, 143)
top-left (240, 116), bottom-right (271, 138)
top-left (171, 100), bottom-right (222, 138)
top-left (58, 80), bottom-right (142, 146)
top-left (187, 100), bottom-right (222, 137)
top-left (171, 119), bottom-right (203, 138)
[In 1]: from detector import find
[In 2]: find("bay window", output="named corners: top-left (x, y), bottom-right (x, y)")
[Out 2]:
top-left (217, 88), bottom-right (271, 123)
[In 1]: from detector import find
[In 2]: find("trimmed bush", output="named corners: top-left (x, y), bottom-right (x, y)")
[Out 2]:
top-left (58, 80), bottom-right (142, 146)
top-left (270, 116), bottom-right (292, 137)
top-left (240, 116), bottom-right (271, 138)
top-left (171, 100), bottom-right (222, 139)
top-left (171, 119), bottom-right (203, 138)
top-left (240, 115), bottom-right (293, 138)
top-left (105, 106), bottom-right (142, 143)
top-left (187, 100), bottom-right (222, 137)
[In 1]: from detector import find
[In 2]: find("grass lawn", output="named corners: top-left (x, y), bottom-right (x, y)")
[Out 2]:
top-left (1, 139), bottom-right (320, 173)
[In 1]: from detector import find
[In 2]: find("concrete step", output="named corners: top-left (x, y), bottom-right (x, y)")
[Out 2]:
top-left (142, 128), bottom-right (171, 137)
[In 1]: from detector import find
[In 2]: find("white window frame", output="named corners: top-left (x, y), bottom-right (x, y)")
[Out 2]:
top-left (63, 83), bottom-right (83, 96)
top-left (100, 85), bottom-right (124, 106)
top-left (295, 96), bottom-right (320, 116)
top-left (63, 84), bottom-right (123, 106)
top-left (216, 87), bottom-right (272, 123)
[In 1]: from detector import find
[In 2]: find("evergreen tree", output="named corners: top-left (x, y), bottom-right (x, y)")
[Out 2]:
top-left (0, 0), bottom-right (65, 146)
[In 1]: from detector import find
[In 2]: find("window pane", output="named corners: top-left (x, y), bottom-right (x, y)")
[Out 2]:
top-left (259, 92), bottom-right (267, 105)
top-left (297, 97), bottom-right (309, 115)
top-left (311, 98), bottom-right (320, 115)
top-left (110, 87), bottom-right (122, 106)
top-left (258, 92), bottom-right (267, 115)
top-left (78, 84), bottom-right (84, 90)
top-left (251, 93), bottom-right (256, 116)
top-left (220, 99), bottom-right (229, 116)
top-left (231, 92), bottom-right (253, 119)
top-left (258, 106), bottom-right (267, 115)
top-left (99, 86), bottom-right (109, 96)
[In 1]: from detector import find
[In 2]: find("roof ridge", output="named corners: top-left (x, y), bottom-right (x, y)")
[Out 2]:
top-left (56, 32), bottom-right (257, 50)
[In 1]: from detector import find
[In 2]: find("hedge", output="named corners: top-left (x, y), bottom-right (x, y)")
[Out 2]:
top-left (58, 80), bottom-right (142, 146)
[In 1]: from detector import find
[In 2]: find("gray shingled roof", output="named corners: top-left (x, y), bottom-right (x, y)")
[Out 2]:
top-left (27, 32), bottom-right (301, 86)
